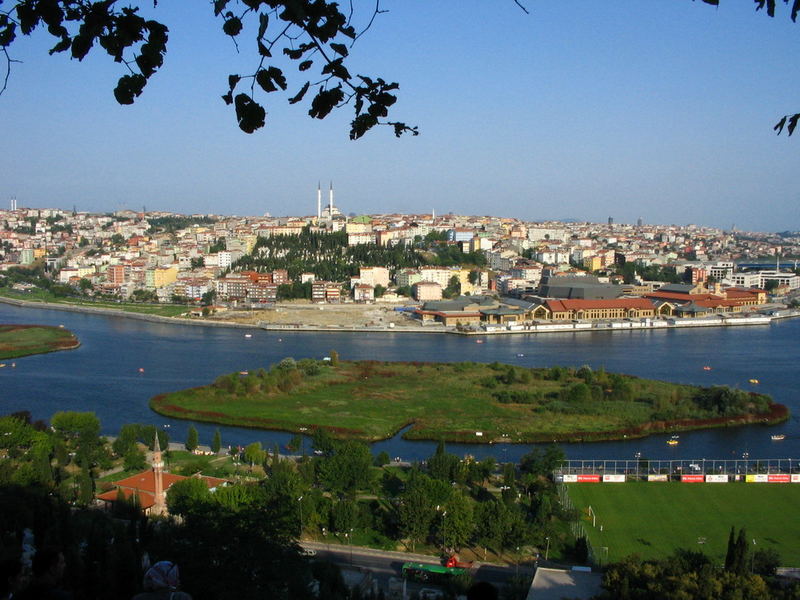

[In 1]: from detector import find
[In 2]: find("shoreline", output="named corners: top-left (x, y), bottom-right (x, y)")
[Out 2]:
top-left (2, 295), bottom-right (798, 336)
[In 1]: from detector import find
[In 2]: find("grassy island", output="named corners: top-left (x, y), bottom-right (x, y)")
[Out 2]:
top-left (150, 358), bottom-right (787, 443)
top-left (0, 324), bottom-right (80, 359)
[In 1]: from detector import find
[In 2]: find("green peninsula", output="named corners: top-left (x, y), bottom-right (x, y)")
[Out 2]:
top-left (0, 324), bottom-right (80, 360)
top-left (150, 359), bottom-right (786, 443)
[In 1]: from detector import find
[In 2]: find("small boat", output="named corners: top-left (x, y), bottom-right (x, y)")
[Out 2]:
top-left (244, 334), bottom-right (252, 338)
top-left (703, 366), bottom-right (712, 371)
top-left (667, 439), bottom-right (679, 446)
top-left (0, 364), bottom-right (5, 368)
top-left (475, 339), bottom-right (484, 344)
top-left (771, 434), bottom-right (786, 441)
top-left (671, 435), bottom-right (680, 439)
top-left (516, 353), bottom-right (524, 357)
top-left (749, 379), bottom-right (759, 384)
top-left (138, 367), bottom-right (145, 373)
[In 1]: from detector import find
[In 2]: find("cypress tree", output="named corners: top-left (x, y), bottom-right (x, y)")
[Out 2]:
top-left (186, 425), bottom-right (199, 452)
top-left (733, 527), bottom-right (749, 575)
top-left (212, 428), bottom-right (222, 453)
top-left (724, 526), bottom-right (736, 570)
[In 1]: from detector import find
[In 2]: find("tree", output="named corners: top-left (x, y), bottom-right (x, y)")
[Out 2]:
top-left (211, 428), bottom-right (222, 454)
top-left (0, 1), bottom-right (416, 139)
top-left (318, 440), bottom-right (373, 496)
top-left (244, 441), bottom-right (266, 468)
top-left (167, 476), bottom-right (212, 516)
top-left (185, 425), bottom-right (199, 452)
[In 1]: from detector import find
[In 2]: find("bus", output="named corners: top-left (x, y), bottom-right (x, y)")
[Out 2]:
top-left (401, 562), bottom-right (469, 584)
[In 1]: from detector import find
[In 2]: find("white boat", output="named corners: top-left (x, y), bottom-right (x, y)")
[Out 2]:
top-left (771, 434), bottom-right (786, 441)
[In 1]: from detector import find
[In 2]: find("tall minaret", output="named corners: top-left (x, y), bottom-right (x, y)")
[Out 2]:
top-left (152, 432), bottom-right (166, 516)
top-left (317, 182), bottom-right (321, 221)
top-left (328, 181), bottom-right (334, 215)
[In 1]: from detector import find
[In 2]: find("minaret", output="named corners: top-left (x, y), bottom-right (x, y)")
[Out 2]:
top-left (317, 182), bottom-right (321, 221)
top-left (329, 181), bottom-right (334, 216)
top-left (152, 432), bottom-right (166, 516)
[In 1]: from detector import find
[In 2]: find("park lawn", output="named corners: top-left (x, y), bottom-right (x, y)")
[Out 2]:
top-left (566, 482), bottom-right (800, 567)
top-left (0, 288), bottom-right (188, 317)
top-left (150, 360), bottom-right (781, 443)
top-left (0, 324), bottom-right (79, 359)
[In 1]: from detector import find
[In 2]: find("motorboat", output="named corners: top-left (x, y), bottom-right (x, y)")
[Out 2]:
top-left (749, 379), bottom-right (759, 384)
top-left (667, 439), bottom-right (679, 446)
top-left (771, 434), bottom-right (786, 441)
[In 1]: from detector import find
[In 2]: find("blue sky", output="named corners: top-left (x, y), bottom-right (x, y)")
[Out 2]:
top-left (1, 1), bottom-right (798, 231)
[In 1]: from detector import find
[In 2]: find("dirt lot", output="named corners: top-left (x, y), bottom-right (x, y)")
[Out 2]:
top-left (208, 301), bottom-right (423, 329)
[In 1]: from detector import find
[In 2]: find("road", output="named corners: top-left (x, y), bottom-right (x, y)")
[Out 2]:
top-left (302, 541), bottom-right (535, 596)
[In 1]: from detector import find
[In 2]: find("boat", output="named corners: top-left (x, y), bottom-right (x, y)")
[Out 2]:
top-left (244, 334), bottom-right (252, 338)
top-left (0, 364), bottom-right (5, 368)
top-left (771, 434), bottom-right (786, 441)
top-left (476, 339), bottom-right (484, 344)
top-left (749, 379), bottom-right (759, 384)
top-left (667, 439), bottom-right (679, 446)
top-left (703, 366), bottom-right (712, 371)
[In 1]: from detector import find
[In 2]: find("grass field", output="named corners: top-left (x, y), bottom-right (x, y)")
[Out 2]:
top-left (0, 324), bottom-right (79, 359)
top-left (566, 482), bottom-right (800, 566)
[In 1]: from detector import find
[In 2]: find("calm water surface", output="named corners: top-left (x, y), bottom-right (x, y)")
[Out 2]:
top-left (0, 303), bottom-right (798, 462)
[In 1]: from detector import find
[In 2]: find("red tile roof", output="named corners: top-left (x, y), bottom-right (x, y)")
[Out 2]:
top-left (545, 298), bottom-right (654, 311)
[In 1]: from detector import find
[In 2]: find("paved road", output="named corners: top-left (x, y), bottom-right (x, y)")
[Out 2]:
top-left (302, 541), bottom-right (535, 595)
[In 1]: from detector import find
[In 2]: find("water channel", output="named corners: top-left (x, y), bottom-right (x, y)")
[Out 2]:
top-left (0, 302), bottom-right (797, 463)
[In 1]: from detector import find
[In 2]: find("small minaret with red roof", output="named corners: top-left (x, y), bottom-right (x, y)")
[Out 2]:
top-left (152, 432), bottom-right (166, 516)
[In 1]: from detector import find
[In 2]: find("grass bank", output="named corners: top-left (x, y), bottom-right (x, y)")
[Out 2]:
top-left (149, 359), bottom-right (785, 443)
top-left (0, 288), bottom-right (187, 317)
top-left (0, 324), bottom-right (79, 359)
top-left (567, 482), bottom-right (800, 566)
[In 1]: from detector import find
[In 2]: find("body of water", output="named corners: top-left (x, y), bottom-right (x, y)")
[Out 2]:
top-left (0, 303), bottom-right (798, 463)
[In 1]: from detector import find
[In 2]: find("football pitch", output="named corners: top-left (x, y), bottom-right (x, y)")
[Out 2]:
top-left (566, 483), bottom-right (800, 566)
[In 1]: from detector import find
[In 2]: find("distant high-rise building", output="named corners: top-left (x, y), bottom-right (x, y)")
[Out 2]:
top-left (608, 216), bottom-right (614, 225)
top-left (637, 217), bottom-right (643, 227)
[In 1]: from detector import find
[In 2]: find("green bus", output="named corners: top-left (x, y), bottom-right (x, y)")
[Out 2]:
top-left (401, 562), bottom-right (468, 584)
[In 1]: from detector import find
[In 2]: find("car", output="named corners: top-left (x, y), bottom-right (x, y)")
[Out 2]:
top-left (301, 548), bottom-right (317, 557)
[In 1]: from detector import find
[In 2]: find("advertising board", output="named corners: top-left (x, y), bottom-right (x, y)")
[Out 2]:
top-left (576, 474), bottom-right (600, 483)
top-left (681, 474), bottom-right (704, 483)
top-left (602, 474), bottom-right (626, 483)
top-left (792, 474), bottom-right (800, 483)
top-left (768, 474), bottom-right (790, 483)
top-left (648, 474), bottom-right (669, 482)
top-left (562, 474), bottom-right (578, 483)
top-left (705, 474), bottom-right (728, 483)
top-left (746, 474), bottom-right (769, 483)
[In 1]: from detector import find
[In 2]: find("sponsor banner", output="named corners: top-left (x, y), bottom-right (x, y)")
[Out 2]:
top-left (681, 474), bottom-right (704, 483)
top-left (791, 474), bottom-right (800, 483)
top-left (577, 474), bottom-right (601, 483)
top-left (705, 474), bottom-right (729, 483)
top-left (603, 474), bottom-right (626, 483)
top-left (746, 474), bottom-right (769, 483)
top-left (648, 474), bottom-right (669, 482)
top-left (768, 474), bottom-right (790, 483)
top-left (562, 474), bottom-right (578, 483)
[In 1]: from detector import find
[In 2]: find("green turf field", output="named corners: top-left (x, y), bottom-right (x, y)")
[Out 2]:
top-left (566, 482), bottom-right (800, 566)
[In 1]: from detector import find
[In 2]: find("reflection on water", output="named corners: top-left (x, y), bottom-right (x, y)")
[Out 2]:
top-left (0, 303), bottom-right (797, 461)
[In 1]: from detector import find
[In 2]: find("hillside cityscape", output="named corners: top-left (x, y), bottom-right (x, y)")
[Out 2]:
top-left (1, 194), bottom-right (799, 326)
